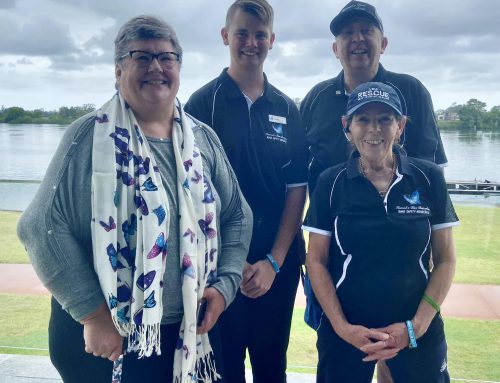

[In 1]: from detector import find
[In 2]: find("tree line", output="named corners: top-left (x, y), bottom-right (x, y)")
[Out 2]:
top-left (436, 99), bottom-right (500, 131)
top-left (1, 98), bottom-right (499, 131)
top-left (0, 104), bottom-right (96, 125)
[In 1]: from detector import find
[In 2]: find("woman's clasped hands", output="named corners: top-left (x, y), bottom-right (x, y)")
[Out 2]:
top-left (337, 321), bottom-right (412, 362)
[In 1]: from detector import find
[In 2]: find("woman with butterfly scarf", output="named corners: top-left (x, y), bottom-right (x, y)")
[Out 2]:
top-left (303, 82), bottom-right (459, 383)
top-left (17, 15), bottom-right (252, 383)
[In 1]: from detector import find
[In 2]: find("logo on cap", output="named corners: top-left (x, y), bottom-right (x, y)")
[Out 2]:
top-left (357, 87), bottom-right (390, 102)
top-left (346, 81), bottom-right (403, 116)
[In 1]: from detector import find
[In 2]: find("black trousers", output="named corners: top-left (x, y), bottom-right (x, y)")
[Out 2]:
top-left (316, 315), bottom-right (450, 383)
top-left (218, 231), bottom-right (301, 383)
top-left (49, 297), bottom-right (224, 383)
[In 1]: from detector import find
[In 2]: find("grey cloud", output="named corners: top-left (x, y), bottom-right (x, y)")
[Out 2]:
top-left (16, 57), bottom-right (33, 64)
top-left (0, 0), bottom-right (16, 9)
top-left (2, 0), bottom-right (500, 110)
top-left (0, 13), bottom-right (78, 56)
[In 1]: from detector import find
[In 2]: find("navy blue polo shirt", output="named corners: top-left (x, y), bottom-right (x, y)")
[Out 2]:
top-left (301, 64), bottom-right (448, 193)
top-left (185, 68), bottom-right (308, 223)
top-left (303, 149), bottom-right (459, 328)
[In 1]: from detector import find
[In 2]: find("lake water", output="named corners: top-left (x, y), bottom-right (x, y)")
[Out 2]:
top-left (1, 123), bottom-right (500, 210)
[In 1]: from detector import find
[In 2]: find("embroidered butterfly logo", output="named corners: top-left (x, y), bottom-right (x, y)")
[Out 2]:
top-left (272, 123), bottom-right (283, 135)
top-left (147, 232), bottom-right (167, 259)
top-left (136, 270), bottom-right (156, 291)
top-left (404, 190), bottom-right (421, 205)
top-left (198, 212), bottom-right (217, 239)
top-left (99, 216), bottom-right (116, 232)
top-left (153, 206), bottom-right (166, 226)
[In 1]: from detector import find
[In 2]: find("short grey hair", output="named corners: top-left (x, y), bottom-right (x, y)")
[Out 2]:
top-left (114, 15), bottom-right (183, 65)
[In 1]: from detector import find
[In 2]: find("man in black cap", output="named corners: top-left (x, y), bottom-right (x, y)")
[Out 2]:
top-left (301, 0), bottom-right (448, 195)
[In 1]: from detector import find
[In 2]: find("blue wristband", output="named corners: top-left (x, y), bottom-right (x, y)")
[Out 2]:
top-left (405, 320), bottom-right (418, 349)
top-left (265, 253), bottom-right (280, 273)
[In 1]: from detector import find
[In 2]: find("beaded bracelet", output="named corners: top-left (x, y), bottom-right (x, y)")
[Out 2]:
top-left (422, 293), bottom-right (440, 313)
top-left (405, 320), bottom-right (418, 349)
top-left (266, 253), bottom-right (280, 274)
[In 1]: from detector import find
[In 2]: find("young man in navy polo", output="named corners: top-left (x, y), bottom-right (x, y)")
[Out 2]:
top-left (184, 1), bottom-right (308, 382)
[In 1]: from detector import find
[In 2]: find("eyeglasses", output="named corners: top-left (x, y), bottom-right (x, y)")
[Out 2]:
top-left (120, 50), bottom-right (180, 69)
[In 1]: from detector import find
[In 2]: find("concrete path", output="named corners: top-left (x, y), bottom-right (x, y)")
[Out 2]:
top-left (1, 263), bottom-right (500, 320)
top-left (0, 354), bottom-right (317, 383)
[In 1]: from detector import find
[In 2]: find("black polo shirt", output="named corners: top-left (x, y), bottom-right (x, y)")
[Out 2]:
top-left (303, 150), bottom-right (459, 328)
top-left (185, 68), bottom-right (308, 223)
top-left (301, 64), bottom-right (448, 193)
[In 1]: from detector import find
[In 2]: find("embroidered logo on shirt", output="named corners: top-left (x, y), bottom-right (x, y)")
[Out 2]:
top-left (404, 190), bottom-right (421, 205)
top-left (395, 190), bottom-right (430, 216)
top-left (266, 117), bottom-right (287, 143)
top-left (272, 123), bottom-right (283, 135)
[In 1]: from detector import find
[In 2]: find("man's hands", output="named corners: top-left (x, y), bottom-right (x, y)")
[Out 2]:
top-left (81, 302), bottom-right (123, 362)
top-left (197, 287), bottom-right (226, 334)
top-left (240, 260), bottom-right (277, 299)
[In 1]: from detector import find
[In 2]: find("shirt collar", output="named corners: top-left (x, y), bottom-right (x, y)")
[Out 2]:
top-left (334, 63), bottom-right (388, 96)
top-left (220, 68), bottom-right (273, 103)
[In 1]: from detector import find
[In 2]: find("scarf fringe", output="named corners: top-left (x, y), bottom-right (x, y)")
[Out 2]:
top-left (173, 351), bottom-right (221, 383)
top-left (125, 323), bottom-right (161, 358)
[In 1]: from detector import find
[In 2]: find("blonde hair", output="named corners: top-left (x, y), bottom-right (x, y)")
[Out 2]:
top-left (225, 0), bottom-right (274, 30)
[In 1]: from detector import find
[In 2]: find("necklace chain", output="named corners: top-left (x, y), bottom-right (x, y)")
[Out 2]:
top-left (359, 156), bottom-right (398, 198)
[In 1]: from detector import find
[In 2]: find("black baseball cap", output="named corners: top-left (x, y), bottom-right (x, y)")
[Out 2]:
top-left (330, 1), bottom-right (384, 36)
top-left (347, 82), bottom-right (402, 116)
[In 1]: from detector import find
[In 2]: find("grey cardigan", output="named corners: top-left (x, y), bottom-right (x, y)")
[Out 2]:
top-left (17, 111), bottom-right (252, 323)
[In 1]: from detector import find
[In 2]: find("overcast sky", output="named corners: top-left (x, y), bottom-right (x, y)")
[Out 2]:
top-left (1, 0), bottom-right (499, 112)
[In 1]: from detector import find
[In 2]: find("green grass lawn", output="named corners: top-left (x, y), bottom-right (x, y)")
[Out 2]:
top-left (0, 294), bottom-right (50, 356)
top-left (2, 206), bottom-right (500, 284)
top-left (0, 211), bottom-right (29, 264)
top-left (452, 205), bottom-right (500, 284)
top-left (1, 296), bottom-right (498, 381)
